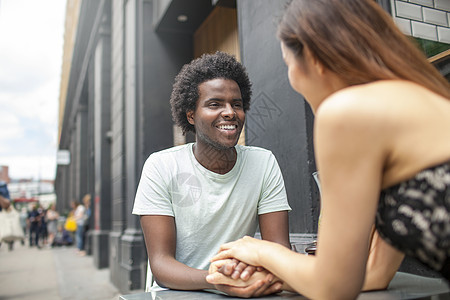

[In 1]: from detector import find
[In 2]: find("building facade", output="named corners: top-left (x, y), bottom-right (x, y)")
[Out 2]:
top-left (56, 0), bottom-right (449, 293)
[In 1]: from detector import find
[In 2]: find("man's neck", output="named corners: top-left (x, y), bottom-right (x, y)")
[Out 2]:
top-left (192, 143), bottom-right (237, 175)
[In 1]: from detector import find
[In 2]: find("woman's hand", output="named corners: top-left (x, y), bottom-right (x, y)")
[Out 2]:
top-left (210, 236), bottom-right (267, 266)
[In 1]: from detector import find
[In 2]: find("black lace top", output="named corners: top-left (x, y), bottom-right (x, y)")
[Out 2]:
top-left (376, 161), bottom-right (450, 281)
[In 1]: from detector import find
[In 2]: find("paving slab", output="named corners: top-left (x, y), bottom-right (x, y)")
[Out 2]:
top-left (0, 241), bottom-right (120, 300)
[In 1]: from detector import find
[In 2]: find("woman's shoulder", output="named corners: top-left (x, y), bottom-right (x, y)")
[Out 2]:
top-left (315, 84), bottom-right (379, 128)
top-left (316, 80), bottom-right (435, 123)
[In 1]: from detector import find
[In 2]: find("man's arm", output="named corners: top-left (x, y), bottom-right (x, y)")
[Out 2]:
top-left (259, 211), bottom-right (290, 247)
top-left (141, 215), bottom-right (213, 290)
top-left (141, 215), bottom-right (277, 297)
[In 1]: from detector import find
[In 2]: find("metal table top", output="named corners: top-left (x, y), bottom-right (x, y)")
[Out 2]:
top-left (120, 272), bottom-right (450, 299)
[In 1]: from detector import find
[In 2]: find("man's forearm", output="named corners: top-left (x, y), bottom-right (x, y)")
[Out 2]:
top-left (151, 259), bottom-right (214, 290)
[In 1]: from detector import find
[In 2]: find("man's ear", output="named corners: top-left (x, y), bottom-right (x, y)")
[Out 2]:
top-left (187, 110), bottom-right (195, 125)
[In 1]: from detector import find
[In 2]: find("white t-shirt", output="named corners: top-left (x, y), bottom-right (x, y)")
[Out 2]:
top-left (74, 204), bottom-right (86, 226)
top-left (132, 143), bottom-right (291, 289)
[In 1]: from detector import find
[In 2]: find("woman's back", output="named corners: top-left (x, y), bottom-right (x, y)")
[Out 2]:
top-left (319, 79), bottom-right (450, 279)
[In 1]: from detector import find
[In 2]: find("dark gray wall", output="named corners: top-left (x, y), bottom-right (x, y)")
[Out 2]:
top-left (238, 0), bottom-right (319, 234)
top-left (141, 13), bottom-right (193, 162)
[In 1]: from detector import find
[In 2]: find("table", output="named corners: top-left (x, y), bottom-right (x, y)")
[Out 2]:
top-left (120, 272), bottom-right (449, 299)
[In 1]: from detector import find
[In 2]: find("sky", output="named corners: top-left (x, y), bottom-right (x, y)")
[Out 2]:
top-left (0, 0), bottom-right (67, 180)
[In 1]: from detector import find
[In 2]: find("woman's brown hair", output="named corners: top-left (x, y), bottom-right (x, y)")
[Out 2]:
top-left (277, 0), bottom-right (450, 98)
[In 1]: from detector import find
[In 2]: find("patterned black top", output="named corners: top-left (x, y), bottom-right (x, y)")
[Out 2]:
top-left (376, 160), bottom-right (450, 281)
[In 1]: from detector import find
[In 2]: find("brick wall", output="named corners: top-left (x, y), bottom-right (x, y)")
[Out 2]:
top-left (392, 0), bottom-right (450, 43)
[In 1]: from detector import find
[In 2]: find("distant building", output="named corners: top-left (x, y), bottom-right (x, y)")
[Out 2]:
top-left (8, 179), bottom-right (56, 209)
top-left (0, 166), bottom-right (10, 183)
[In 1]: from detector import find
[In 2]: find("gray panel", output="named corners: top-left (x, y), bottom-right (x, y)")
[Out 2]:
top-left (238, 0), bottom-right (319, 233)
top-left (93, 1), bottom-right (112, 231)
top-left (142, 7), bottom-right (193, 162)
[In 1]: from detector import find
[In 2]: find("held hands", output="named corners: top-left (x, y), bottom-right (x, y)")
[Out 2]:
top-left (208, 259), bottom-right (268, 287)
top-left (206, 237), bottom-right (283, 298)
top-left (207, 259), bottom-right (282, 297)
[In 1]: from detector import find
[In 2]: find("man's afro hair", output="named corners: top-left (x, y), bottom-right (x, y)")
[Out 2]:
top-left (170, 51), bottom-right (252, 134)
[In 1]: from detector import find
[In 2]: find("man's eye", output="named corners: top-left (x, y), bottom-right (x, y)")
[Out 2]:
top-left (209, 103), bottom-right (219, 107)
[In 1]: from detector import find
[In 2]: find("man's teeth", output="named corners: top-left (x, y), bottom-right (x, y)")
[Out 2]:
top-left (218, 125), bottom-right (236, 130)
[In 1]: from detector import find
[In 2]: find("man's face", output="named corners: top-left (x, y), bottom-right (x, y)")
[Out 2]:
top-left (187, 78), bottom-right (245, 150)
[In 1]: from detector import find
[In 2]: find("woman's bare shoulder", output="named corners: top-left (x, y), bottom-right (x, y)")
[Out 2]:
top-left (315, 82), bottom-right (386, 126)
top-left (316, 80), bottom-right (440, 124)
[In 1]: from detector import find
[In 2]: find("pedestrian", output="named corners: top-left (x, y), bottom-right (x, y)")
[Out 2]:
top-left (0, 181), bottom-right (11, 211)
top-left (52, 224), bottom-right (73, 247)
top-left (0, 181), bottom-right (13, 250)
top-left (81, 194), bottom-right (91, 253)
top-left (28, 204), bottom-right (41, 248)
top-left (19, 207), bottom-right (28, 245)
top-left (74, 196), bottom-right (88, 256)
top-left (207, 0), bottom-right (450, 299)
top-left (46, 203), bottom-right (59, 247)
top-left (38, 204), bottom-right (48, 246)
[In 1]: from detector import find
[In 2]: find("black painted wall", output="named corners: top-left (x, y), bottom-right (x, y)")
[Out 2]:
top-left (238, 0), bottom-right (319, 234)
top-left (141, 4), bottom-right (193, 167)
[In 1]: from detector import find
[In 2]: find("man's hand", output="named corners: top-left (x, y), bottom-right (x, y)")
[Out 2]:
top-left (213, 279), bottom-right (283, 298)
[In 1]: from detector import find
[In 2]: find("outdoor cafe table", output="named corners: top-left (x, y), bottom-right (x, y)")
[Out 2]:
top-left (120, 271), bottom-right (450, 299)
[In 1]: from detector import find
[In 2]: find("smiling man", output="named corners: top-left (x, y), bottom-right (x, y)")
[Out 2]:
top-left (132, 52), bottom-right (291, 297)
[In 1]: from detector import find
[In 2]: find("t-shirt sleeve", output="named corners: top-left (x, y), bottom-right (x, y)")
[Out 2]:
top-left (132, 154), bottom-right (174, 216)
top-left (258, 153), bottom-right (292, 215)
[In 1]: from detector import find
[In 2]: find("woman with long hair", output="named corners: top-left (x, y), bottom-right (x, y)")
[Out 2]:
top-left (207, 0), bottom-right (450, 298)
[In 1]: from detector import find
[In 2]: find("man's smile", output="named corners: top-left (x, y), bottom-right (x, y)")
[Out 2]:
top-left (216, 124), bottom-right (238, 130)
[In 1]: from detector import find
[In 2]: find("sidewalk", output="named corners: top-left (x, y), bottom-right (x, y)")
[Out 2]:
top-left (0, 240), bottom-right (121, 300)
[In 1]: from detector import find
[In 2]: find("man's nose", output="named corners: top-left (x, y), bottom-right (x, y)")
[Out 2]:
top-left (221, 103), bottom-right (235, 118)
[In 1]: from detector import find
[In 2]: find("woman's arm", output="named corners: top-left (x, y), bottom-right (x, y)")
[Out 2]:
top-left (363, 228), bottom-right (405, 291)
top-left (210, 93), bottom-right (392, 299)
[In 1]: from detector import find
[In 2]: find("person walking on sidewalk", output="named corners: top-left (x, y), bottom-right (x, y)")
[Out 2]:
top-left (28, 204), bottom-right (41, 248)
top-left (19, 207), bottom-right (28, 245)
top-left (0, 181), bottom-right (11, 211)
top-left (46, 203), bottom-right (59, 247)
top-left (81, 194), bottom-right (91, 253)
top-left (74, 195), bottom-right (89, 256)
top-left (0, 181), bottom-right (14, 251)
